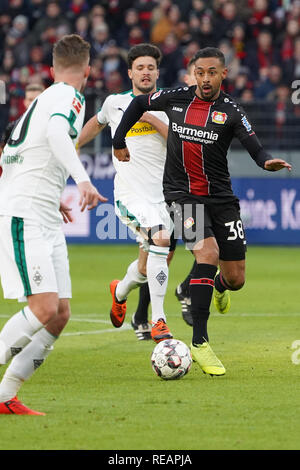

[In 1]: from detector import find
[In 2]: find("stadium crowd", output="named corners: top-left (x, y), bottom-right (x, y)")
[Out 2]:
top-left (1, 0), bottom-right (300, 147)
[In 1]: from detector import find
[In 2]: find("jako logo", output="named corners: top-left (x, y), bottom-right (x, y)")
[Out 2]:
top-left (172, 106), bottom-right (183, 112)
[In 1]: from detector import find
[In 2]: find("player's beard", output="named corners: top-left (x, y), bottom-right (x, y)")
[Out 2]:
top-left (135, 81), bottom-right (156, 95)
top-left (199, 84), bottom-right (219, 101)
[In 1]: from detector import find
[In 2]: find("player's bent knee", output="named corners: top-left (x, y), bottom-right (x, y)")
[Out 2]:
top-left (149, 226), bottom-right (170, 248)
top-left (28, 294), bottom-right (59, 325)
top-left (58, 300), bottom-right (71, 323)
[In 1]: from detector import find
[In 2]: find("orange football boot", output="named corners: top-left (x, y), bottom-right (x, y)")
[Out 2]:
top-left (109, 280), bottom-right (127, 328)
top-left (0, 396), bottom-right (45, 415)
top-left (151, 318), bottom-right (173, 343)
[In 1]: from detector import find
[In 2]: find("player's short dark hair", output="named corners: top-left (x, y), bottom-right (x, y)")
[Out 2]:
top-left (127, 43), bottom-right (162, 69)
top-left (187, 57), bottom-right (197, 72)
top-left (193, 47), bottom-right (225, 66)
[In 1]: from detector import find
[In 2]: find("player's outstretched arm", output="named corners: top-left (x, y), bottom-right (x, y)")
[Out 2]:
top-left (113, 95), bottom-right (149, 150)
top-left (47, 115), bottom-right (108, 211)
top-left (139, 112), bottom-right (168, 140)
top-left (264, 159), bottom-right (292, 172)
top-left (78, 115), bottom-right (106, 149)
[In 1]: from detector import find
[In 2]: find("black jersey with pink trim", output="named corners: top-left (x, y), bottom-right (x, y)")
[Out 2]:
top-left (113, 86), bottom-right (272, 204)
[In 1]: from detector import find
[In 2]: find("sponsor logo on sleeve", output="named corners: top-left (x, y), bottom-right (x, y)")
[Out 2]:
top-left (241, 115), bottom-right (252, 132)
top-left (72, 97), bottom-right (82, 114)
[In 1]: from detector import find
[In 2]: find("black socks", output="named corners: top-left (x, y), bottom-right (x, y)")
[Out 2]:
top-left (189, 263), bottom-right (217, 345)
top-left (134, 283), bottom-right (150, 324)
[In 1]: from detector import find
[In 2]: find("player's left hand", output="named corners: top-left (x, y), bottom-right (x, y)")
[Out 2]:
top-left (114, 147), bottom-right (130, 162)
top-left (59, 202), bottom-right (73, 224)
top-left (139, 112), bottom-right (152, 124)
top-left (264, 159), bottom-right (292, 172)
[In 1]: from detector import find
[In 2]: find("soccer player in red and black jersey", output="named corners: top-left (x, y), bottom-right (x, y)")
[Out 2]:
top-left (112, 47), bottom-right (291, 376)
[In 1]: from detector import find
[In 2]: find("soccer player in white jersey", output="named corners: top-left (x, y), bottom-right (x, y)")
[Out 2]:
top-left (0, 34), bottom-right (106, 415)
top-left (79, 44), bottom-right (173, 343)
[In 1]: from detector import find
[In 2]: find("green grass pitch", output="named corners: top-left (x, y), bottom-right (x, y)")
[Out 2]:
top-left (0, 244), bottom-right (299, 450)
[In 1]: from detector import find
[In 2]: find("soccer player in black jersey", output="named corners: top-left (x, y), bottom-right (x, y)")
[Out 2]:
top-left (112, 47), bottom-right (291, 376)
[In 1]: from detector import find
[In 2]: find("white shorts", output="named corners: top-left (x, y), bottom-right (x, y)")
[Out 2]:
top-left (0, 216), bottom-right (71, 301)
top-left (114, 191), bottom-right (173, 251)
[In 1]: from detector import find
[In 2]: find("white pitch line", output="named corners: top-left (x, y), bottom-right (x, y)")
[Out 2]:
top-left (61, 323), bottom-right (131, 337)
top-left (69, 317), bottom-right (112, 324)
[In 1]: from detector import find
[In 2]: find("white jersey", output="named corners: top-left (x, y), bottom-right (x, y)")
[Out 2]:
top-left (97, 90), bottom-right (168, 203)
top-left (0, 82), bottom-right (85, 228)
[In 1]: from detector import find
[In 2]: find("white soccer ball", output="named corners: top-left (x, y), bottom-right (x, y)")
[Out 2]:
top-left (151, 339), bottom-right (192, 380)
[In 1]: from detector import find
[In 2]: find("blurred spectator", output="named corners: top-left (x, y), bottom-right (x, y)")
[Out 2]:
top-left (182, 40), bottom-right (200, 69)
top-left (239, 87), bottom-right (254, 102)
top-left (134, 0), bottom-right (157, 36)
top-left (86, 57), bottom-right (105, 94)
top-left (127, 25), bottom-right (145, 48)
top-left (254, 64), bottom-right (283, 100)
top-left (101, 42), bottom-right (129, 87)
top-left (280, 18), bottom-right (299, 62)
top-left (247, 0), bottom-right (273, 37)
top-left (159, 32), bottom-right (184, 86)
top-left (27, 0), bottom-right (45, 28)
top-left (25, 44), bottom-right (52, 86)
top-left (6, 14), bottom-right (30, 67)
top-left (66, 0), bottom-right (89, 22)
top-left (215, 1), bottom-right (241, 42)
top-left (151, 0), bottom-right (172, 26)
top-left (219, 39), bottom-right (241, 81)
top-left (283, 36), bottom-right (300, 85)
top-left (231, 23), bottom-right (248, 61)
top-left (150, 3), bottom-right (186, 45)
top-left (90, 23), bottom-right (111, 59)
top-left (189, 0), bottom-right (210, 18)
top-left (186, 14), bottom-right (217, 48)
top-left (272, 84), bottom-right (294, 145)
top-left (23, 82), bottom-right (45, 108)
top-left (5, 0), bottom-right (28, 18)
top-left (105, 70), bottom-right (124, 94)
top-left (116, 8), bottom-right (140, 47)
top-left (105, 0), bottom-right (136, 31)
top-left (32, 1), bottom-right (71, 40)
top-left (74, 15), bottom-right (90, 42)
top-left (245, 30), bottom-right (281, 80)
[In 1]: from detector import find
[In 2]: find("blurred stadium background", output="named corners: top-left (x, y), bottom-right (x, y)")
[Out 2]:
top-left (0, 0), bottom-right (299, 246)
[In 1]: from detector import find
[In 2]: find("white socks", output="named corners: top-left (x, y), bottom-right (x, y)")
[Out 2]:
top-left (116, 259), bottom-right (147, 301)
top-left (147, 246), bottom-right (169, 323)
top-left (116, 249), bottom-right (170, 323)
top-left (0, 328), bottom-right (57, 403)
top-left (0, 307), bottom-right (43, 365)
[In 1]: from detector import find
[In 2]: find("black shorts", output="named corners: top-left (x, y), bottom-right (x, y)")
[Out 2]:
top-left (167, 197), bottom-right (246, 261)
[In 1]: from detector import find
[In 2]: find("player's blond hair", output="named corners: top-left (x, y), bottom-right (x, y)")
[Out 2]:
top-left (53, 34), bottom-right (90, 70)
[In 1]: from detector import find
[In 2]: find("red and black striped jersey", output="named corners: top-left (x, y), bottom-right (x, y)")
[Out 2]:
top-left (113, 86), bottom-right (272, 204)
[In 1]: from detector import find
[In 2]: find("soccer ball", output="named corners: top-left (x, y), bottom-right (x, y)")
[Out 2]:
top-left (151, 339), bottom-right (192, 380)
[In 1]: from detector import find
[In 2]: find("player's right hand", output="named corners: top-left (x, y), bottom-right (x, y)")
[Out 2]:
top-left (113, 147), bottom-right (130, 162)
top-left (78, 181), bottom-right (108, 212)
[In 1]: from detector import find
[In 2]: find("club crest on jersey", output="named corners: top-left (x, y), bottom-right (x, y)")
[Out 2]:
top-left (151, 90), bottom-right (163, 100)
top-left (211, 111), bottom-right (227, 124)
top-left (184, 217), bottom-right (195, 229)
top-left (72, 97), bottom-right (82, 114)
